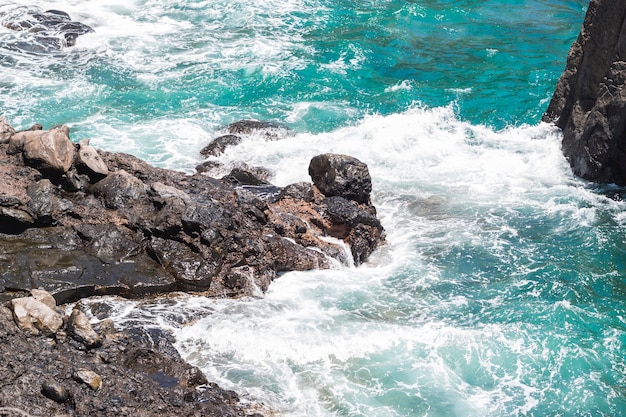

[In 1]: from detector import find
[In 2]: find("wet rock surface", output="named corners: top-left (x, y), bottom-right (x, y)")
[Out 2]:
top-left (0, 121), bottom-right (384, 302)
top-left (0, 118), bottom-right (385, 415)
top-left (0, 6), bottom-right (93, 53)
top-left (0, 290), bottom-right (256, 416)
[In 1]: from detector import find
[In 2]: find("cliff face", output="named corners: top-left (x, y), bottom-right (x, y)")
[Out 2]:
top-left (543, 0), bottom-right (626, 185)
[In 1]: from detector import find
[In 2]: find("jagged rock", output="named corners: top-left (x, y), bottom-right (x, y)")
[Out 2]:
top-left (543, 0), bottom-right (626, 185)
top-left (226, 119), bottom-right (288, 140)
top-left (0, 118), bottom-right (385, 302)
top-left (0, 6), bottom-right (94, 52)
top-left (0, 116), bottom-right (15, 144)
top-left (200, 134), bottom-right (242, 157)
top-left (75, 143), bottom-right (109, 183)
top-left (222, 165), bottom-right (272, 186)
top-left (147, 237), bottom-right (218, 290)
top-left (309, 153), bottom-right (372, 204)
top-left (26, 179), bottom-right (55, 225)
top-left (67, 308), bottom-right (102, 349)
top-left (15, 125), bottom-right (76, 177)
top-left (73, 369), bottom-right (102, 390)
top-left (279, 182), bottom-right (315, 202)
top-left (30, 288), bottom-right (56, 309)
top-left (91, 169), bottom-right (147, 209)
top-left (10, 295), bottom-right (63, 335)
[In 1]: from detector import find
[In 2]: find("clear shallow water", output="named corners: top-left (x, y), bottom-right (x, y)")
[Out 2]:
top-left (5, 0), bottom-right (626, 416)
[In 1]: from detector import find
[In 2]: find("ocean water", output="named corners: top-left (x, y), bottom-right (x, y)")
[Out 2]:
top-left (4, 0), bottom-right (626, 416)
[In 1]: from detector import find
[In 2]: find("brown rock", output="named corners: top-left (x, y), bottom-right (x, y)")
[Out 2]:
top-left (19, 125), bottom-right (76, 176)
top-left (0, 116), bottom-right (15, 144)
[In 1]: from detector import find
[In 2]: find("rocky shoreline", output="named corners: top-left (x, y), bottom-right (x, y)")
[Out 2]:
top-left (0, 117), bottom-right (385, 415)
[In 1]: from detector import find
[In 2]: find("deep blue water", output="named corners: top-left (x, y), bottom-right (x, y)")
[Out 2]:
top-left (5, 1), bottom-right (626, 416)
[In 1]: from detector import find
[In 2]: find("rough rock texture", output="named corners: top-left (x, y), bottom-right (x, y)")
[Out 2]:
top-left (0, 121), bottom-right (384, 303)
top-left (0, 7), bottom-right (94, 52)
top-left (0, 290), bottom-right (259, 416)
top-left (543, 0), bottom-right (626, 185)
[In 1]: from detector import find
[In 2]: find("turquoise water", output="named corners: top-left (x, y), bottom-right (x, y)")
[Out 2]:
top-left (5, 1), bottom-right (626, 416)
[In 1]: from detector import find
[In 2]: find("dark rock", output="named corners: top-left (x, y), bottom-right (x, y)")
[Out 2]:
top-left (0, 118), bottom-right (385, 303)
top-left (222, 164), bottom-right (272, 186)
top-left (543, 0), bottom-right (626, 185)
top-left (147, 237), bottom-right (218, 291)
top-left (26, 179), bottom-right (55, 225)
top-left (90, 169), bottom-right (147, 209)
top-left (0, 6), bottom-right (94, 52)
top-left (279, 181), bottom-right (315, 202)
top-left (200, 134), bottom-right (242, 157)
top-left (41, 381), bottom-right (70, 404)
top-left (226, 119), bottom-right (289, 140)
top-left (309, 153), bottom-right (372, 204)
top-left (195, 160), bottom-right (223, 174)
top-left (322, 196), bottom-right (384, 265)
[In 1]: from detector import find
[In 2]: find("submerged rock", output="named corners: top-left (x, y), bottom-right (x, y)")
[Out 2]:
top-left (543, 0), bottom-right (626, 185)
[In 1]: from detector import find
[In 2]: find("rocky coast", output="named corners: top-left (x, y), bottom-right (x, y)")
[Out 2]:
top-left (0, 117), bottom-right (385, 416)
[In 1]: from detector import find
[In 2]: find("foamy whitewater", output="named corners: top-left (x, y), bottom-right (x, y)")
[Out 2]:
top-left (3, 0), bottom-right (625, 416)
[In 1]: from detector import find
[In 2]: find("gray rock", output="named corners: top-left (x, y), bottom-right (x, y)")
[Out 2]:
top-left (200, 134), bottom-right (242, 157)
top-left (26, 179), bottom-right (55, 225)
top-left (309, 153), bottom-right (372, 204)
top-left (75, 143), bottom-right (109, 183)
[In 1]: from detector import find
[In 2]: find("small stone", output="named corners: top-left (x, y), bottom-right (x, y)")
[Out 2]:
top-left (0, 116), bottom-right (15, 144)
top-left (41, 381), bottom-right (70, 403)
top-left (73, 369), bottom-right (102, 390)
top-left (67, 308), bottom-right (102, 348)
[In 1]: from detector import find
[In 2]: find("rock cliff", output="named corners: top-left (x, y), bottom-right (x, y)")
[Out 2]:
top-left (543, 0), bottom-right (626, 185)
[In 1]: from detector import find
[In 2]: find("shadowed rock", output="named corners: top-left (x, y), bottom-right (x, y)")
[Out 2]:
top-left (543, 0), bottom-right (626, 185)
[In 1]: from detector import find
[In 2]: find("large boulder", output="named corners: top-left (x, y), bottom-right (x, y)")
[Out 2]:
top-left (543, 0), bottom-right (626, 185)
top-left (309, 153), bottom-right (372, 204)
top-left (13, 125), bottom-right (76, 177)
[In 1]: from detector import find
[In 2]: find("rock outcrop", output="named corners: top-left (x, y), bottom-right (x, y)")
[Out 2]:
top-left (0, 7), bottom-right (93, 52)
top-left (543, 0), bottom-right (626, 185)
top-left (0, 289), bottom-right (258, 416)
top-left (0, 118), bottom-right (384, 304)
